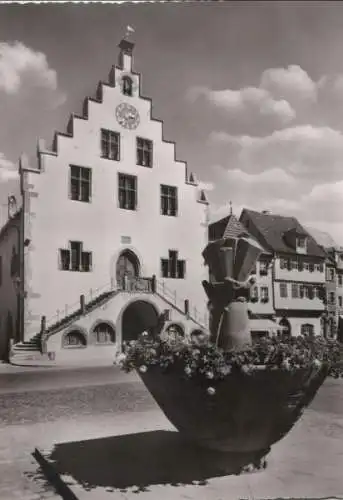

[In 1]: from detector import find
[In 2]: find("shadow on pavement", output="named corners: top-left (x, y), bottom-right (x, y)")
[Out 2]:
top-left (47, 430), bottom-right (268, 492)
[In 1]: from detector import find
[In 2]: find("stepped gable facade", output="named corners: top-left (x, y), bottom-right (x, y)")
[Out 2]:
top-left (0, 36), bottom-right (209, 362)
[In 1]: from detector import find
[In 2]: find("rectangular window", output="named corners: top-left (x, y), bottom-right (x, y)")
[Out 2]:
top-left (303, 285), bottom-right (310, 299)
top-left (292, 283), bottom-right (299, 298)
top-left (177, 260), bottom-right (185, 279)
top-left (338, 274), bottom-right (343, 286)
top-left (59, 242), bottom-right (92, 272)
top-left (60, 249), bottom-right (70, 271)
top-left (304, 262), bottom-right (310, 271)
top-left (101, 129), bottom-right (120, 161)
top-left (339, 296), bottom-right (343, 307)
top-left (161, 185), bottom-right (178, 216)
top-left (260, 286), bottom-right (269, 302)
top-left (301, 324), bottom-right (314, 336)
top-left (327, 268), bottom-right (335, 281)
top-left (313, 286), bottom-right (320, 299)
top-left (70, 241), bottom-right (82, 271)
top-left (161, 250), bottom-right (186, 279)
top-left (250, 286), bottom-right (259, 301)
top-left (297, 237), bottom-right (306, 248)
top-left (280, 258), bottom-right (288, 269)
top-left (329, 292), bottom-right (336, 305)
top-left (70, 165), bottom-right (92, 202)
top-left (81, 251), bottom-right (92, 272)
top-left (259, 260), bottom-right (268, 275)
top-left (137, 137), bottom-right (153, 167)
top-left (291, 260), bottom-right (298, 270)
top-left (118, 173), bottom-right (137, 210)
top-left (280, 283), bottom-right (288, 298)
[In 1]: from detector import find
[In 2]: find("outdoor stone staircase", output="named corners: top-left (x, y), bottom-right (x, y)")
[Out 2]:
top-left (11, 288), bottom-right (119, 356)
top-left (11, 276), bottom-right (208, 358)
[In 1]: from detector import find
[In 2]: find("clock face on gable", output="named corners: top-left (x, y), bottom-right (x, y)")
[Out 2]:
top-left (115, 103), bottom-right (140, 130)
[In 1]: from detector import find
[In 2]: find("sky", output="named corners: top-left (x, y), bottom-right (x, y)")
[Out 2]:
top-left (1, 1), bottom-right (343, 243)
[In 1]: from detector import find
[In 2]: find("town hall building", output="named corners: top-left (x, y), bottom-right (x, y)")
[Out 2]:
top-left (0, 35), bottom-right (209, 363)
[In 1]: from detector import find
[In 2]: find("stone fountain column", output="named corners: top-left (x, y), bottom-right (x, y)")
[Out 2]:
top-left (202, 235), bottom-right (264, 350)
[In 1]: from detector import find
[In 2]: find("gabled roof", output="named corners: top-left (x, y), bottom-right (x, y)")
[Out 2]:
top-left (305, 227), bottom-right (338, 249)
top-left (240, 209), bottom-right (326, 258)
top-left (208, 213), bottom-right (270, 254)
top-left (222, 214), bottom-right (250, 239)
top-left (209, 214), bottom-right (250, 241)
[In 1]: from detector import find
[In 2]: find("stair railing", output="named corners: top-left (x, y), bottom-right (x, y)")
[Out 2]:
top-left (155, 278), bottom-right (208, 329)
top-left (42, 280), bottom-right (115, 332)
top-left (39, 275), bottom-right (209, 342)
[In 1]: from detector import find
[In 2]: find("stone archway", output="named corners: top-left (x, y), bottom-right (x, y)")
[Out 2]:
top-left (121, 300), bottom-right (160, 344)
top-left (116, 250), bottom-right (140, 288)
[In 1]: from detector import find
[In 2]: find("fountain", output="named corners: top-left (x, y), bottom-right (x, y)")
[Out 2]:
top-left (119, 231), bottom-right (339, 467)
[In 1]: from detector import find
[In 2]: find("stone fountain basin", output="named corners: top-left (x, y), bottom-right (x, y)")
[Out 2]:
top-left (138, 362), bottom-right (328, 455)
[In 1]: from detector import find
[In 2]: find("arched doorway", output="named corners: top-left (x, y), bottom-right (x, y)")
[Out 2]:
top-left (279, 317), bottom-right (291, 338)
top-left (121, 300), bottom-right (159, 344)
top-left (116, 250), bottom-right (140, 288)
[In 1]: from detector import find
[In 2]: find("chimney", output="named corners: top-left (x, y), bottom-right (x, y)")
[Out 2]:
top-left (118, 38), bottom-right (134, 72)
top-left (262, 210), bottom-right (271, 215)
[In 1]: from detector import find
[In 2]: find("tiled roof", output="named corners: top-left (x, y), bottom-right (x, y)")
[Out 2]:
top-left (222, 214), bottom-right (249, 239)
top-left (305, 227), bottom-right (338, 249)
top-left (240, 209), bottom-right (326, 258)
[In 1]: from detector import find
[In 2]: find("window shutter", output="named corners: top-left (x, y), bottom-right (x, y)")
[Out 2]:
top-left (177, 260), bottom-right (185, 279)
top-left (161, 259), bottom-right (169, 278)
top-left (60, 249), bottom-right (70, 270)
top-left (81, 252), bottom-right (92, 272)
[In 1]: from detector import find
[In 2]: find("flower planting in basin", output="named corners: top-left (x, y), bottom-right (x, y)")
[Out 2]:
top-left (120, 333), bottom-right (342, 455)
top-left (118, 220), bottom-right (342, 461)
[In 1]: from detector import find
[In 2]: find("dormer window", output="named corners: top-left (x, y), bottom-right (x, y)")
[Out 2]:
top-left (296, 235), bottom-right (307, 254)
top-left (122, 76), bottom-right (133, 96)
top-left (297, 237), bottom-right (306, 248)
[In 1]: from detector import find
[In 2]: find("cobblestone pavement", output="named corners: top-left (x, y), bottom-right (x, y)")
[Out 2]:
top-left (0, 381), bottom-right (155, 426)
top-left (0, 370), bottom-right (342, 500)
top-left (0, 369), bottom-right (155, 500)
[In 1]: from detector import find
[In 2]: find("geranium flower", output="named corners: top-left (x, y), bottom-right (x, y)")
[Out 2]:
top-left (207, 386), bottom-right (216, 396)
top-left (139, 365), bottom-right (148, 373)
top-left (115, 352), bottom-right (127, 364)
top-left (205, 371), bottom-right (214, 380)
top-left (184, 365), bottom-right (192, 376)
top-left (282, 359), bottom-right (291, 371)
top-left (219, 365), bottom-right (231, 376)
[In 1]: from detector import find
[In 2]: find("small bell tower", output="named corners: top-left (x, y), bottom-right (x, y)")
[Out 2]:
top-left (118, 25), bottom-right (135, 72)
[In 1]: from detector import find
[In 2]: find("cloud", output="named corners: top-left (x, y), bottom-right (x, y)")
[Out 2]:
top-left (188, 85), bottom-right (295, 124)
top-left (0, 41), bottom-right (66, 106)
top-left (210, 125), bottom-right (343, 183)
top-left (260, 65), bottom-right (318, 102)
top-left (0, 153), bottom-right (18, 181)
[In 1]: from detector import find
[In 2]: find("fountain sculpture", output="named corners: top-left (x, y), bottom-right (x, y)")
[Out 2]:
top-left (120, 229), bottom-right (336, 466)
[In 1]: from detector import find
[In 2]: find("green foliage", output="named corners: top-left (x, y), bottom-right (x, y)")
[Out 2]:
top-left (117, 333), bottom-right (343, 380)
